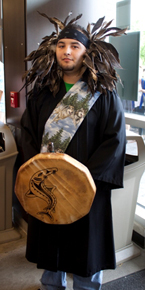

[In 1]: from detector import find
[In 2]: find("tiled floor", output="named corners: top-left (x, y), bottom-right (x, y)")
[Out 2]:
top-left (0, 226), bottom-right (145, 290)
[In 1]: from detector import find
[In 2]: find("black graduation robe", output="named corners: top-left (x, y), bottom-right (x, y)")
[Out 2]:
top-left (20, 81), bottom-right (126, 277)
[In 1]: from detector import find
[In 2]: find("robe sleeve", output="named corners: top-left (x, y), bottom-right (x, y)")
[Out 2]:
top-left (20, 94), bottom-right (40, 162)
top-left (86, 90), bottom-right (126, 190)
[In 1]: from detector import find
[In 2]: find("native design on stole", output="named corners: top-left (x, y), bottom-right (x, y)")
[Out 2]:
top-left (41, 81), bottom-right (100, 153)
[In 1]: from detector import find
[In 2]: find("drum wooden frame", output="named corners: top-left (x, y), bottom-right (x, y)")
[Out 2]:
top-left (15, 153), bottom-right (96, 224)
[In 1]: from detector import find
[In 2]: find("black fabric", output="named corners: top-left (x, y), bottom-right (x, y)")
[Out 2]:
top-left (20, 82), bottom-right (126, 277)
top-left (102, 269), bottom-right (145, 290)
top-left (58, 27), bottom-right (90, 48)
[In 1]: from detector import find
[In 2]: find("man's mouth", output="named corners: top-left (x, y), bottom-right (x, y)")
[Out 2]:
top-left (62, 58), bottom-right (72, 62)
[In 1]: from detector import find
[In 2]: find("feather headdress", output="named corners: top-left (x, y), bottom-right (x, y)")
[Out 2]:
top-left (23, 12), bottom-right (127, 96)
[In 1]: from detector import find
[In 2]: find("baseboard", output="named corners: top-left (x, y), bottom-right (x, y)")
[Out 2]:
top-left (132, 230), bottom-right (145, 249)
top-left (0, 227), bottom-right (21, 244)
top-left (115, 243), bottom-right (141, 265)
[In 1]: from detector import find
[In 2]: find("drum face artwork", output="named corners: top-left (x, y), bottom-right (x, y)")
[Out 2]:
top-left (15, 153), bottom-right (96, 224)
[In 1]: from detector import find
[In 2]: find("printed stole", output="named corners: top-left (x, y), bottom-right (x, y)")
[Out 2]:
top-left (41, 81), bottom-right (100, 153)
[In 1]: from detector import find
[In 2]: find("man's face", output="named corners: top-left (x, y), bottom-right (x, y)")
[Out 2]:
top-left (56, 38), bottom-right (86, 74)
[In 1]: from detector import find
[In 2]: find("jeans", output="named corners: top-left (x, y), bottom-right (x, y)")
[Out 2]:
top-left (40, 270), bottom-right (103, 290)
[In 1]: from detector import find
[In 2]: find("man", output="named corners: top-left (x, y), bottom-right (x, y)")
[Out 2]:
top-left (20, 12), bottom-right (126, 290)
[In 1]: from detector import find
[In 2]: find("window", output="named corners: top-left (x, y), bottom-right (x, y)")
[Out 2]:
top-left (115, 0), bottom-right (145, 221)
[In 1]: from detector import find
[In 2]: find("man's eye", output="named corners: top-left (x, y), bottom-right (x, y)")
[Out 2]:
top-left (72, 46), bottom-right (79, 49)
top-left (58, 45), bottom-right (64, 48)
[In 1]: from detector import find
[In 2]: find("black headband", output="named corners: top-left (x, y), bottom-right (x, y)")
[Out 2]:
top-left (58, 27), bottom-right (90, 48)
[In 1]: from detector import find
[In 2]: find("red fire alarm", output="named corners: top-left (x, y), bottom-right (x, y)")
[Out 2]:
top-left (10, 91), bottom-right (19, 108)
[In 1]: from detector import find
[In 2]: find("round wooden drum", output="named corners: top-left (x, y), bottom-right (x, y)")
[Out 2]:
top-left (15, 153), bottom-right (96, 224)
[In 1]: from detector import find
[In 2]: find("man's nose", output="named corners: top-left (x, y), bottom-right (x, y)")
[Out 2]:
top-left (64, 46), bottom-right (71, 55)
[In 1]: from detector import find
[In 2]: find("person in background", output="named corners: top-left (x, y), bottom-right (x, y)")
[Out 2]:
top-left (139, 68), bottom-right (145, 111)
top-left (20, 12), bottom-right (127, 290)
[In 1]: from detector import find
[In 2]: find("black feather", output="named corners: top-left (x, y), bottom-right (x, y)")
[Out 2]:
top-left (91, 17), bottom-right (105, 34)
